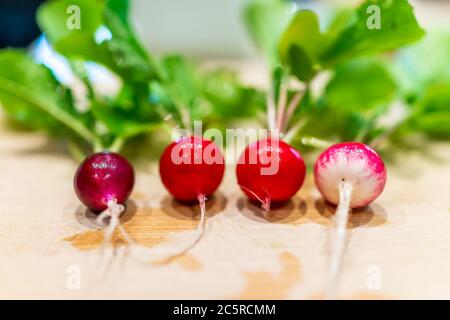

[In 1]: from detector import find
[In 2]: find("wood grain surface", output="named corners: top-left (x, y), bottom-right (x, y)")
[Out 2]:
top-left (0, 118), bottom-right (449, 299)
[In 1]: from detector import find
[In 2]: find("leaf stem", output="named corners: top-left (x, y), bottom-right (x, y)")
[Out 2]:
top-left (0, 78), bottom-right (100, 147)
top-left (300, 136), bottom-right (333, 149)
top-left (109, 136), bottom-right (125, 153)
top-left (67, 140), bottom-right (87, 162)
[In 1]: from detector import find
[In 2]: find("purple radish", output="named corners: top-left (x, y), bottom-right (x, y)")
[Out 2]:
top-left (74, 152), bottom-right (135, 248)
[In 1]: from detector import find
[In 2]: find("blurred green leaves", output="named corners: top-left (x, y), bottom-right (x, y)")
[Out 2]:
top-left (0, 0), bottom-right (446, 163)
top-left (394, 32), bottom-right (450, 95)
top-left (324, 58), bottom-right (397, 112)
top-left (0, 0), bottom-right (267, 158)
top-left (0, 50), bottom-right (96, 142)
top-left (278, 0), bottom-right (424, 83)
top-left (407, 84), bottom-right (450, 139)
top-left (201, 69), bottom-right (265, 125)
top-left (33, 0), bottom-right (164, 154)
top-left (37, 0), bottom-right (116, 72)
top-left (159, 55), bottom-right (265, 131)
top-left (37, 0), bottom-right (155, 82)
top-left (322, 0), bottom-right (425, 65)
top-left (243, 0), bottom-right (294, 67)
top-left (279, 10), bottom-right (326, 81)
top-left (244, 0), bottom-right (450, 154)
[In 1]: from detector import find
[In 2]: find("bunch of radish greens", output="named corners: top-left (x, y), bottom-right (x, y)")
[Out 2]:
top-left (0, 0), bottom-right (264, 161)
top-left (244, 0), bottom-right (450, 161)
top-left (0, 0), bottom-right (448, 164)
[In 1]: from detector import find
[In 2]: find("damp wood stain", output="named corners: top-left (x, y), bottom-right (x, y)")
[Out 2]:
top-left (310, 292), bottom-right (394, 300)
top-left (64, 201), bottom-right (199, 252)
top-left (266, 175), bottom-right (387, 229)
top-left (229, 252), bottom-right (301, 299)
top-left (351, 292), bottom-right (394, 300)
top-left (130, 191), bottom-right (149, 201)
top-left (153, 254), bottom-right (203, 272)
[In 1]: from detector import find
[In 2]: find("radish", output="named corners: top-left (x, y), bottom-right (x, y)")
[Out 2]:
top-left (236, 138), bottom-right (306, 211)
top-left (314, 142), bottom-right (387, 298)
top-left (74, 151), bottom-right (135, 248)
top-left (159, 135), bottom-right (225, 257)
top-left (159, 135), bottom-right (225, 202)
top-left (236, 82), bottom-right (306, 211)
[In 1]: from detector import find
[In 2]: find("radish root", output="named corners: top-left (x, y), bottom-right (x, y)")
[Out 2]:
top-left (158, 193), bottom-right (208, 263)
top-left (239, 184), bottom-right (271, 212)
top-left (95, 195), bottom-right (208, 265)
top-left (94, 199), bottom-right (125, 275)
top-left (325, 180), bottom-right (353, 299)
top-left (96, 199), bottom-right (125, 253)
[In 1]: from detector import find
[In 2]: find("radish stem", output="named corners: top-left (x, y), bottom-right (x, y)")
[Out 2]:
top-left (283, 119), bottom-right (306, 144)
top-left (325, 180), bottom-right (353, 299)
top-left (282, 91), bottom-right (303, 133)
top-left (67, 140), bottom-right (86, 163)
top-left (109, 136), bottom-right (125, 153)
top-left (276, 84), bottom-right (288, 131)
top-left (267, 93), bottom-right (277, 130)
top-left (0, 78), bottom-right (99, 146)
top-left (300, 136), bottom-right (333, 149)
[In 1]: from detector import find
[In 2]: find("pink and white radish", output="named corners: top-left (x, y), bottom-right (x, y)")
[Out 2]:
top-left (314, 142), bottom-right (387, 298)
top-left (74, 152), bottom-right (135, 247)
top-left (159, 135), bottom-right (225, 256)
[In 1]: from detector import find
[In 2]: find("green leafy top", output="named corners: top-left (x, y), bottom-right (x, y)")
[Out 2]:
top-left (245, 0), bottom-right (450, 156)
top-left (278, 0), bottom-right (425, 82)
top-left (0, 0), bottom-right (447, 163)
top-left (0, 0), bottom-right (264, 160)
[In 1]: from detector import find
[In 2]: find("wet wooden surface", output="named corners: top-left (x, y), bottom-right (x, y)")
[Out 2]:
top-left (0, 121), bottom-right (449, 299)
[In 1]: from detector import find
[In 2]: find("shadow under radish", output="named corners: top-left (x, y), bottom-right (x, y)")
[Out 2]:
top-left (74, 199), bottom-right (138, 229)
top-left (236, 196), bottom-right (306, 224)
top-left (160, 191), bottom-right (227, 221)
top-left (313, 199), bottom-right (388, 228)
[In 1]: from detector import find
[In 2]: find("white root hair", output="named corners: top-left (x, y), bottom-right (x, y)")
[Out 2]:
top-left (95, 195), bottom-right (208, 265)
top-left (239, 184), bottom-right (271, 213)
top-left (325, 180), bottom-right (353, 299)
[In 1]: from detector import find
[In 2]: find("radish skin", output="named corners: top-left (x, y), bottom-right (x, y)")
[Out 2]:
top-left (159, 136), bottom-right (225, 202)
top-left (314, 142), bottom-right (386, 208)
top-left (74, 152), bottom-right (135, 262)
top-left (314, 142), bottom-right (387, 298)
top-left (74, 152), bottom-right (135, 212)
top-left (236, 138), bottom-right (306, 211)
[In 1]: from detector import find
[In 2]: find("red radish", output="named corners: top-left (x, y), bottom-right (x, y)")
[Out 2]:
top-left (74, 152), bottom-right (135, 251)
top-left (159, 135), bottom-right (225, 202)
top-left (236, 138), bottom-right (306, 211)
top-left (314, 142), bottom-right (387, 298)
top-left (235, 80), bottom-right (307, 211)
top-left (159, 135), bottom-right (225, 257)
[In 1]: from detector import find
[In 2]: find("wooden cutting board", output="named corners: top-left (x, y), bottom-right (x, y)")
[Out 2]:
top-left (1, 119), bottom-right (449, 300)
